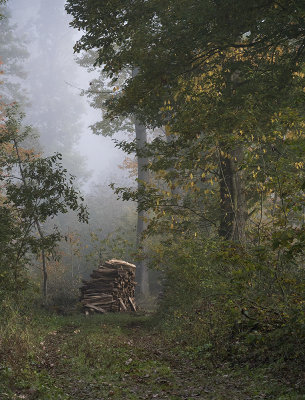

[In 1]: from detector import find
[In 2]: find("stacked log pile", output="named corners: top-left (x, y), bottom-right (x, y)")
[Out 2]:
top-left (80, 259), bottom-right (136, 314)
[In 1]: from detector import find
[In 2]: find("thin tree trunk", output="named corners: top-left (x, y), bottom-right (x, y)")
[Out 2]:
top-left (35, 220), bottom-right (48, 301)
top-left (41, 247), bottom-right (47, 300)
top-left (13, 138), bottom-right (48, 302)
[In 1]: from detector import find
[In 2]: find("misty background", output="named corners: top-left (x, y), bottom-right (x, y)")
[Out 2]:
top-left (1, 0), bottom-right (138, 305)
top-left (8, 0), bottom-right (128, 186)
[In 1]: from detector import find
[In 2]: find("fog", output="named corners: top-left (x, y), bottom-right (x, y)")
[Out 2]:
top-left (7, 0), bottom-right (129, 189)
top-left (1, 0), bottom-right (138, 286)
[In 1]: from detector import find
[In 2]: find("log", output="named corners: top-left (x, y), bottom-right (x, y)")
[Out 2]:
top-left (128, 297), bottom-right (137, 312)
top-left (84, 304), bottom-right (106, 313)
top-left (80, 259), bottom-right (137, 314)
top-left (103, 259), bottom-right (136, 269)
top-left (118, 298), bottom-right (127, 311)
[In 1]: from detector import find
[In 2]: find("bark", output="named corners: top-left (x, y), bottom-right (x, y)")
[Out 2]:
top-left (132, 68), bottom-right (150, 298)
top-left (232, 147), bottom-right (247, 242)
top-left (218, 148), bottom-right (247, 242)
top-left (218, 152), bottom-right (235, 239)
top-left (218, 71), bottom-right (247, 242)
top-left (135, 120), bottom-right (150, 297)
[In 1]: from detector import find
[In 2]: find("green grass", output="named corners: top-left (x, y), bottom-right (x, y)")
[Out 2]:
top-left (0, 311), bottom-right (304, 399)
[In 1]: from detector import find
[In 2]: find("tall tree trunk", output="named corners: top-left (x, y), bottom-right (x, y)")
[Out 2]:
top-left (133, 68), bottom-right (150, 298)
top-left (218, 147), bottom-right (246, 242)
top-left (218, 71), bottom-right (247, 242)
top-left (218, 151), bottom-right (235, 239)
top-left (232, 146), bottom-right (247, 242)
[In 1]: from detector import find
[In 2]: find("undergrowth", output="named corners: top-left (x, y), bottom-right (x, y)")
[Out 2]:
top-left (149, 234), bottom-right (305, 387)
top-left (0, 302), bottom-right (304, 399)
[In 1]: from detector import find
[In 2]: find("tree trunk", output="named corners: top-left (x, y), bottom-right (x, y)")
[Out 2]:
top-left (218, 71), bottom-right (247, 242)
top-left (36, 221), bottom-right (48, 301)
top-left (218, 152), bottom-right (235, 239)
top-left (133, 68), bottom-right (150, 298)
top-left (232, 147), bottom-right (247, 242)
top-left (135, 120), bottom-right (150, 297)
top-left (42, 247), bottom-right (48, 300)
top-left (218, 148), bottom-right (246, 242)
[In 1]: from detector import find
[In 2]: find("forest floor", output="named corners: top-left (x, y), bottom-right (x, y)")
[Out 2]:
top-left (1, 313), bottom-right (304, 400)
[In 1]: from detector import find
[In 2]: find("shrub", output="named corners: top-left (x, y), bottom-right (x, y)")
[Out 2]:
top-left (149, 233), bottom-right (305, 366)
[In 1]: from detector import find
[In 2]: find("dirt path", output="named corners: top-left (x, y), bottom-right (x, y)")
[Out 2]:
top-left (29, 314), bottom-right (283, 400)
top-left (4, 313), bottom-right (301, 399)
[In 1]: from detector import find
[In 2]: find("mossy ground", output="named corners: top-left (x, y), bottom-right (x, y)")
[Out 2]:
top-left (0, 312), bottom-right (304, 399)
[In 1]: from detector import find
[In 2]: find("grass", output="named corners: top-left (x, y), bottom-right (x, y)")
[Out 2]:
top-left (0, 311), bottom-right (304, 399)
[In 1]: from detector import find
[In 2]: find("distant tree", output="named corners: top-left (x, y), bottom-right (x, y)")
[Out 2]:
top-left (0, 0), bottom-right (7, 17)
top-left (76, 50), bottom-right (133, 137)
top-left (0, 4), bottom-right (29, 105)
top-left (77, 50), bottom-right (151, 296)
top-left (13, 0), bottom-right (89, 181)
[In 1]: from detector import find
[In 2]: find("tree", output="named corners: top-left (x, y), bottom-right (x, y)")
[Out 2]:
top-left (66, 0), bottom-right (305, 239)
top-left (133, 80), bottom-right (150, 297)
top-left (0, 4), bottom-right (29, 105)
top-left (8, 0), bottom-right (89, 182)
top-left (76, 50), bottom-right (134, 137)
top-left (0, 104), bottom-right (88, 300)
top-left (66, 1), bottom-right (305, 363)
top-left (76, 47), bottom-right (151, 296)
top-left (66, 0), bottom-right (305, 120)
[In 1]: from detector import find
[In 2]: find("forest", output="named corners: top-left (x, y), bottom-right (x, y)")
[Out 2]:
top-left (1, 0), bottom-right (305, 399)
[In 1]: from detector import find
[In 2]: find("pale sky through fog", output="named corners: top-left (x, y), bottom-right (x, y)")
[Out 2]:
top-left (8, 0), bottom-right (130, 190)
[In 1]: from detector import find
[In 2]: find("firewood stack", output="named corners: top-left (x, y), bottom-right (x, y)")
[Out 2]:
top-left (80, 259), bottom-right (137, 314)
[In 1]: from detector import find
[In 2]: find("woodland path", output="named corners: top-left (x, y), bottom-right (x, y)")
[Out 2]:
top-left (14, 314), bottom-right (293, 400)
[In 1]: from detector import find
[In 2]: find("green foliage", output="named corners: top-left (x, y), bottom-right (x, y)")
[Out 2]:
top-left (149, 231), bottom-right (305, 367)
top-left (0, 300), bottom-right (69, 399)
top-left (66, 0), bottom-right (305, 126)
top-left (65, 2), bottom-right (305, 371)
top-left (0, 105), bottom-right (88, 297)
top-left (66, 0), bottom-right (305, 240)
